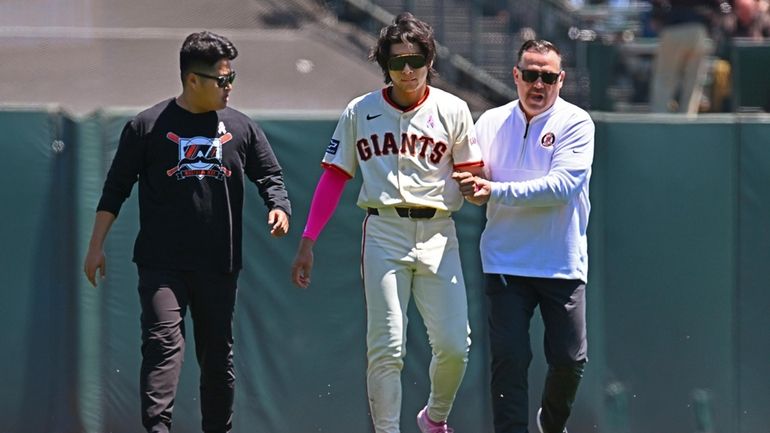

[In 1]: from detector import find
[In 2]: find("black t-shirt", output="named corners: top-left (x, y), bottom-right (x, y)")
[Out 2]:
top-left (97, 98), bottom-right (291, 272)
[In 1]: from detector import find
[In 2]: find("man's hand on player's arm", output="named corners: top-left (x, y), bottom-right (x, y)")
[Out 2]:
top-left (291, 237), bottom-right (315, 288)
top-left (452, 168), bottom-right (491, 206)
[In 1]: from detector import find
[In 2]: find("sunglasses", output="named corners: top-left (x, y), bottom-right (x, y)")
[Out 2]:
top-left (518, 69), bottom-right (561, 85)
top-left (193, 71), bottom-right (237, 88)
top-left (387, 54), bottom-right (427, 71)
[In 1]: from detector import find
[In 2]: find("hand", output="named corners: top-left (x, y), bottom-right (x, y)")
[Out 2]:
top-left (268, 209), bottom-right (289, 237)
top-left (83, 210), bottom-right (116, 287)
top-left (452, 171), bottom-right (476, 196)
top-left (83, 247), bottom-right (106, 287)
top-left (451, 171), bottom-right (491, 206)
top-left (291, 237), bottom-right (315, 288)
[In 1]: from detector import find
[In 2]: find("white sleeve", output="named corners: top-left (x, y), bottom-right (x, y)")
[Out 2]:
top-left (321, 102), bottom-right (359, 178)
top-left (451, 101), bottom-right (483, 167)
top-left (491, 114), bottom-right (595, 207)
top-left (474, 111), bottom-right (494, 178)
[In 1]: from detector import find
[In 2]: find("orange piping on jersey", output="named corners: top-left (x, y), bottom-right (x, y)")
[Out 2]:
top-left (321, 162), bottom-right (354, 179)
top-left (381, 86), bottom-right (430, 112)
top-left (453, 160), bottom-right (485, 169)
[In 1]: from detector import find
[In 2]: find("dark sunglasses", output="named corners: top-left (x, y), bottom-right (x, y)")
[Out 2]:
top-left (518, 69), bottom-right (561, 85)
top-left (387, 54), bottom-right (427, 71)
top-left (193, 71), bottom-right (237, 88)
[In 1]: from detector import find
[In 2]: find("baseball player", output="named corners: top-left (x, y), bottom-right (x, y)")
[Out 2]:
top-left (83, 31), bottom-right (291, 433)
top-left (290, 12), bottom-right (483, 433)
top-left (454, 39), bottom-right (594, 433)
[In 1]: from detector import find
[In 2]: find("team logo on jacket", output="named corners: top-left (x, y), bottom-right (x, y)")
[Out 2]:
top-left (165, 132), bottom-right (233, 180)
top-left (540, 132), bottom-right (556, 148)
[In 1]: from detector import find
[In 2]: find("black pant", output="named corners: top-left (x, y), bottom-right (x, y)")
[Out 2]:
top-left (486, 274), bottom-right (587, 433)
top-left (137, 266), bottom-right (239, 433)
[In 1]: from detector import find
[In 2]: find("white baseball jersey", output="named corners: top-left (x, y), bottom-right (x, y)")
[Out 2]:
top-left (475, 97), bottom-right (595, 282)
top-left (322, 86), bottom-right (483, 211)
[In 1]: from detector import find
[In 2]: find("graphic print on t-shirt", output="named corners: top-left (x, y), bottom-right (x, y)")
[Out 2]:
top-left (165, 131), bottom-right (233, 180)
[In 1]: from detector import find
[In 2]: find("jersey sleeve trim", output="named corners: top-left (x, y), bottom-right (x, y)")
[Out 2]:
top-left (453, 160), bottom-right (485, 169)
top-left (321, 162), bottom-right (354, 179)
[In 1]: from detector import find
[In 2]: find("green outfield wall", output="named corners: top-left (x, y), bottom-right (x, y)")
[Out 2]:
top-left (0, 108), bottom-right (767, 433)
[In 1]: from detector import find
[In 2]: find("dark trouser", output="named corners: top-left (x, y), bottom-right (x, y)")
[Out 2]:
top-left (486, 274), bottom-right (587, 433)
top-left (137, 266), bottom-right (239, 433)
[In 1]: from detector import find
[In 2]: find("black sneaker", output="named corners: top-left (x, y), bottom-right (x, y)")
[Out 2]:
top-left (537, 407), bottom-right (567, 433)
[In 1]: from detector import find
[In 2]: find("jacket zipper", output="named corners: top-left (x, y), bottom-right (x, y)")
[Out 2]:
top-left (518, 120), bottom-right (531, 168)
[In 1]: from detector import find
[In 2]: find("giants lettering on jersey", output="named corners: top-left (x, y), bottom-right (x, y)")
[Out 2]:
top-left (356, 132), bottom-right (448, 164)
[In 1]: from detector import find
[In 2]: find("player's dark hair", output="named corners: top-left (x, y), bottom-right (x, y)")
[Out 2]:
top-left (179, 31), bottom-right (238, 82)
top-left (516, 39), bottom-right (562, 69)
top-left (369, 12), bottom-right (437, 84)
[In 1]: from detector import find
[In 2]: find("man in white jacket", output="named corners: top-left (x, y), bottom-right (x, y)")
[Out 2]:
top-left (454, 39), bottom-right (595, 433)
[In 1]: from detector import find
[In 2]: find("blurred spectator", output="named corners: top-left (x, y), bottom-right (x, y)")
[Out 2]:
top-left (724, 0), bottom-right (770, 38)
top-left (710, 0), bottom-right (770, 111)
top-left (648, 0), bottom-right (724, 114)
top-left (566, 0), bottom-right (586, 9)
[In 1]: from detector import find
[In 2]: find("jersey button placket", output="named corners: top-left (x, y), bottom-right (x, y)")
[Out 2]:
top-left (397, 132), bottom-right (405, 195)
top-left (397, 115), bottom-right (409, 197)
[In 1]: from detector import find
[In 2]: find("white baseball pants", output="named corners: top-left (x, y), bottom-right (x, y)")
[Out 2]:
top-left (361, 209), bottom-right (471, 433)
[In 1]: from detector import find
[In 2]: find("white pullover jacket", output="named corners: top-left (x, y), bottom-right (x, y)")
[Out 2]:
top-left (475, 97), bottom-right (595, 282)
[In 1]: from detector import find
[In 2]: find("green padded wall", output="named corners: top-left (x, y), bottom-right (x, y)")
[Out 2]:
top-left (736, 117), bottom-right (770, 433)
top-left (596, 114), bottom-right (737, 433)
top-left (0, 108), bottom-right (768, 433)
top-left (0, 108), bottom-right (82, 433)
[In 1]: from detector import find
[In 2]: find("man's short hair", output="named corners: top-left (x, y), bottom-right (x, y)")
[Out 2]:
top-left (369, 12), bottom-right (437, 84)
top-left (517, 39), bottom-right (562, 68)
top-left (179, 31), bottom-right (238, 81)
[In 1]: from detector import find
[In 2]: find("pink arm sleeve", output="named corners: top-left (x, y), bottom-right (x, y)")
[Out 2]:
top-left (302, 166), bottom-right (350, 241)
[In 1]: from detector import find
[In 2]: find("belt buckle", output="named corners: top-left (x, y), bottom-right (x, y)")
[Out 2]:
top-left (408, 207), bottom-right (433, 219)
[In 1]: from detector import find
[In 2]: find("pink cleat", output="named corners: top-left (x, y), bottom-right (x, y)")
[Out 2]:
top-left (417, 406), bottom-right (454, 433)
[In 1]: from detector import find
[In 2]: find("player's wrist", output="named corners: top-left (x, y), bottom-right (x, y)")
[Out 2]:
top-left (299, 235), bottom-right (316, 249)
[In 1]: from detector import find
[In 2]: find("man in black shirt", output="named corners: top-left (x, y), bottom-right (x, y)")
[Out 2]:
top-left (83, 31), bottom-right (291, 433)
